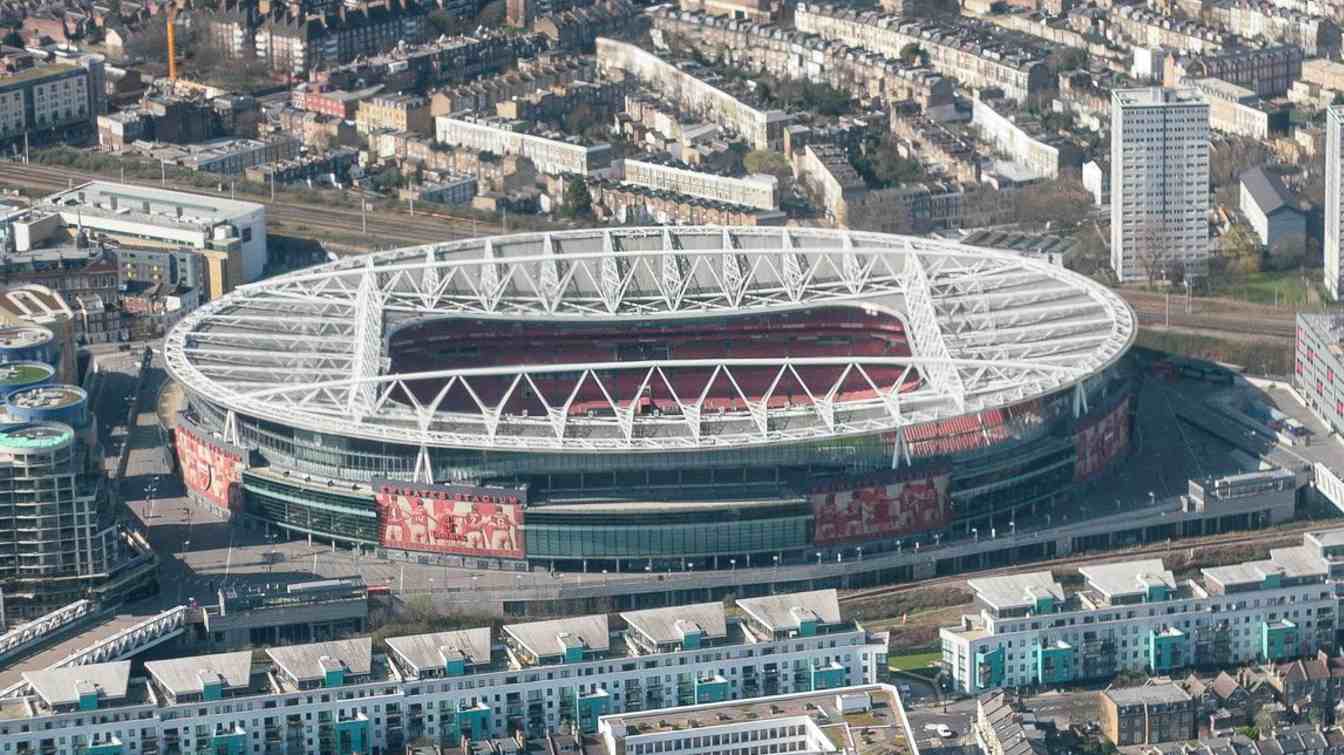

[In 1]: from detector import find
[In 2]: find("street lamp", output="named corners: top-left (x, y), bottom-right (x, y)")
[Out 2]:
top-left (815, 551), bottom-right (822, 565)
top-left (896, 540), bottom-right (902, 554)
top-left (972, 528), bottom-right (979, 543)
top-left (856, 546), bottom-right (863, 561)
top-left (1010, 521), bottom-right (1016, 537)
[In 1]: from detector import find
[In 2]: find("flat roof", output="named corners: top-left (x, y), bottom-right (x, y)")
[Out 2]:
top-left (384, 628), bottom-right (493, 672)
top-left (266, 638), bottom-right (372, 683)
top-left (1266, 546), bottom-right (1328, 579)
top-left (43, 181), bottom-right (262, 222)
top-left (1103, 683), bottom-right (1191, 706)
top-left (621, 602), bottom-right (727, 645)
top-left (1203, 560), bottom-right (1285, 587)
top-left (23, 661), bottom-right (131, 707)
top-left (1308, 528), bottom-right (1344, 549)
top-left (504, 615), bottom-right (609, 659)
top-left (1078, 559), bottom-right (1175, 597)
top-left (145, 651), bottom-right (253, 696)
top-left (601, 684), bottom-right (906, 755)
top-left (966, 572), bottom-right (1064, 611)
top-left (737, 589), bottom-right (841, 631)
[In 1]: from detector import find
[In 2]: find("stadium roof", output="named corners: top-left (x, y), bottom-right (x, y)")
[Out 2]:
top-left (164, 226), bottom-right (1135, 461)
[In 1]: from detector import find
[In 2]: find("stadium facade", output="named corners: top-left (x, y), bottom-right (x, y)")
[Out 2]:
top-left (164, 227), bottom-right (1138, 570)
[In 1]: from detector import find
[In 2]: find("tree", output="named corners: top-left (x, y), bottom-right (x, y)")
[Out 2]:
top-left (1050, 47), bottom-right (1087, 73)
top-left (427, 9), bottom-right (465, 36)
top-left (1253, 706), bottom-right (1278, 735)
top-left (560, 179), bottom-right (592, 219)
top-left (125, 19), bottom-right (169, 63)
top-left (1, 29), bottom-right (22, 47)
top-left (899, 43), bottom-right (927, 66)
top-left (1014, 178), bottom-right (1092, 230)
top-left (477, 0), bottom-right (506, 27)
top-left (371, 166), bottom-right (403, 193)
top-left (743, 149), bottom-right (791, 179)
top-left (1219, 224), bottom-right (1263, 276)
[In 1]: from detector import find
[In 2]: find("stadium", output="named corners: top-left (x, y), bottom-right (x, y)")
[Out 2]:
top-left (164, 226), bottom-right (1138, 570)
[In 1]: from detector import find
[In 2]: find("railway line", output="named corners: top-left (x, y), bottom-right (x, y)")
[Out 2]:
top-left (838, 520), bottom-right (1323, 606)
top-left (0, 161), bottom-right (499, 249)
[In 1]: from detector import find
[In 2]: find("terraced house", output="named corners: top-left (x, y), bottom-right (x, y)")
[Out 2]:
top-left (0, 590), bottom-right (887, 755)
top-left (941, 529), bottom-right (1344, 693)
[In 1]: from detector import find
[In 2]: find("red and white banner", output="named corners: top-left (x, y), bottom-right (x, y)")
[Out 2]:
top-left (1074, 397), bottom-right (1131, 481)
top-left (175, 424), bottom-right (245, 512)
top-left (812, 472), bottom-right (951, 545)
top-left (374, 481), bottom-right (525, 559)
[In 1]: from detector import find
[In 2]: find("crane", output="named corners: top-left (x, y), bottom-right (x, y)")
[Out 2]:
top-left (165, 4), bottom-right (179, 81)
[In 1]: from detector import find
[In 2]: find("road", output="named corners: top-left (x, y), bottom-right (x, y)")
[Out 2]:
top-left (0, 161), bottom-right (503, 250)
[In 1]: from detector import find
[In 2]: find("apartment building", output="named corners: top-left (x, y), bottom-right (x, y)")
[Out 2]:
top-left (355, 95), bottom-right (434, 136)
top-left (435, 116), bottom-right (613, 175)
top-left (648, 8), bottom-right (955, 111)
top-left (971, 96), bottom-right (1083, 180)
top-left (1329, 105), bottom-right (1344, 300)
top-left (202, 0), bottom-right (430, 77)
top-left (586, 178), bottom-right (784, 225)
top-left (1100, 684), bottom-right (1197, 746)
top-left (0, 55), bottom-right (91, 146)
top-left (793, 3), bottom-right (1053, 104)
top-left (1110, 87), bottom-right (1210, 283)
top-left (1164, 45), bottom-right (1303, 98)
top-left (615, 159), bottom-right (779, 210)
top-left (940, 528), bottom-right (1344, 694)
top-left (1184, 77), bottom-right (1274, 139)
top-left (1292, 312), bottom-right (1344, 427)
top-left (595, 38), bottom-right (792, 150)
top-left (1209, 0), bottom-right (1340, 56)
top-left (1113, 5), bottom-right (1227, 53)
top-left (595, 685), bottom-right (905, 755)
top-left (430, 58), bottom-right (597, 116)
top-left (890, 108), bottom-right (980, 184)
top-left (0, 590), bottom-right (886, 755)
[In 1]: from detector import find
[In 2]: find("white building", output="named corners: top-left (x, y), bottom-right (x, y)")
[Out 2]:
top-left (435, 116), bottom-right (613, 176)
top-left (1083, 160), bottom-right (1109, 206)
top-left (39, 182), bottom-right (268, 283)
top-left (596, 684), bottom-right (909, 755)
top-left (941, 523), bottom-right (1341, 695)
top-left (1110, 87), bottom-right (1210, 283)
top-left (1326, 105), bottom-right (1344, 299)
top-left (616, 159), bottom-right (780, 210)
top-left (0, 590), bottom-right (888, 755)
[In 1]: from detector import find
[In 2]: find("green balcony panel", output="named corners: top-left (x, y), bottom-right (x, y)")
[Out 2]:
top-left (975, 646), bottom-right (1005, 691)
top-left (695, 676), bottom-right (730, 703)
top-left (1147, 628), bottom-right (1188, 673)
top-left (1034, 641), bottom-right (1075, 685)
top-left (811, 663), bottom-right (847, 691)
top-left (335, 718), bottom-right (369, 755)
top-left (1261, 620), bottom-right (1299, 662)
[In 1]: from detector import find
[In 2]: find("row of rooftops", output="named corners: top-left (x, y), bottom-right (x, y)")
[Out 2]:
top-left (1211, 0), bottom-right (1334, 23)
top-left (1113, 5), bottom-right (1230, 44)
top-left (12, 590), bottom-right (861, 715)
top-left (1141, 725), bottom-right (1344, 755)
top-left (649, 7), bottom-right (950, 87)
top-left (795, 2), bottom-right (1052, 70)
top-left (961, 528), bottom-right (1344, 622)
top-left (962, 523), bottom-right (1344, 623)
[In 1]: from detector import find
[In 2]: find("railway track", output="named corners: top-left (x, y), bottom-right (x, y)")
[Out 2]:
top-left (838, 520), bottom-right (1323, 605)
top-left (0, 161), bottom-right (498, 249)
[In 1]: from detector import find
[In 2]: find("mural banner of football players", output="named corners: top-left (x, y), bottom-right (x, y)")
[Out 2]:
top-left (175, 417), bottom-right (246, 512)
top-left (811, 471), bottom-right (952, 545)
top-left (373, 480), bottom-right (526, 559)
top-left (1073, 397), bottom-right (1132, 481)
